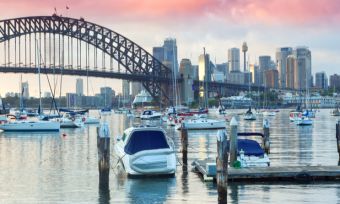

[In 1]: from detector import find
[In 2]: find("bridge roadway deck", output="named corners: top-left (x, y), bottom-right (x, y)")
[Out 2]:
top-left (193, 159), bottom-right (340, 182)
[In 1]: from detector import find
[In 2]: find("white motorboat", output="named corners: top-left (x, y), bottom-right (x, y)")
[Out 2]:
top-left (176, 118), bottom-right (225, 130)
top-left (236, 139), bottom-right (270, 167)
top-left (295, 116), bottom-right (313, 126)
top-left (114, 126), bottom-right (176, 176)
top-left (244, 113), bottom-right (256, 120)
top-left (140, 110), bottom-right (162, 120)
top-left (83, 115), bottom-right (100, 124)
top-left (0, 120), bottom-right (60, 132)
top-left (262, 111), bottom-right (276, 116)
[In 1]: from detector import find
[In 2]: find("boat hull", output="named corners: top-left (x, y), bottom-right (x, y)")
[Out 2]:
top-left (0, 121), bottom-right (60, 132)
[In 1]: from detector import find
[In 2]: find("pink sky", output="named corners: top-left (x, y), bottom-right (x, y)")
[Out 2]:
top-left (0, 0), bottom-right (340, 96)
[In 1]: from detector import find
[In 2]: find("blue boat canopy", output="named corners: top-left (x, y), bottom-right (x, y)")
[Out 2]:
top-left (124, 130), bottom-right (170, 155)
top-left (228, 139), bottom-right (265, 156)
top-left (237, 139), bottom-right (264, 156)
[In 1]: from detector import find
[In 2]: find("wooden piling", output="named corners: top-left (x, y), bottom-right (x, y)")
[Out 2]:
top-left (181, 123), bottom-right (188, 167)
top-left (216, 130), bottom-right (228, 204)
top-left (229, 117), bottom-right (238, 165)
top-left (263, 118), bottom-right (270, 154)
top-left (336, 120), bottom-right (340, 165)
top-left (97, 123), bottom-right (110, 190)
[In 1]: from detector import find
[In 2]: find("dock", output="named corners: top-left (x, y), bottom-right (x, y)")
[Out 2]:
top-left (193, 159), bottom-right (340, 182)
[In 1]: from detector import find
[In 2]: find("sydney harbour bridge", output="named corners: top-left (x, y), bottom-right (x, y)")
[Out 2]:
top-left (0, 15), bottom-right (264, 105)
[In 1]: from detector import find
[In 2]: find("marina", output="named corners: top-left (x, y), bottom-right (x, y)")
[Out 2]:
top-left (1, 109), bottom-right (340, 203)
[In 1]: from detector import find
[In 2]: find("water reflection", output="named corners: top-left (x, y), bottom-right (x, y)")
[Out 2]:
top-left (125, 178), bottom-right (176, 204)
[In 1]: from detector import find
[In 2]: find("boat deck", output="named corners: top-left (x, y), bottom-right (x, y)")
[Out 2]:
top-left (192, 159), bottom-right (340, 182)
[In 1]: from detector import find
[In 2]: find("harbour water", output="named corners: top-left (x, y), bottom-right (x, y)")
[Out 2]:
top-left (0, 109), bottom-right (340, 203)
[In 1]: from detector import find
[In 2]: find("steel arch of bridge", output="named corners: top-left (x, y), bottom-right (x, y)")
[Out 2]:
top-left (0, 15), bottom-right (172, 103)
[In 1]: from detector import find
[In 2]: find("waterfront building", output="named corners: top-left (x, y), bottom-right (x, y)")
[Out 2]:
top-left (315, 72), bottom-right (328, 90)
top-left (330, 74), bottom-right (340, 89)
top-left (220, 95), bottom-right (254, 108)
top-left (282, 93), bottom-right (336, 108)
top-left (66, 93), bottom-right (78, 108)
top-left (179, 59), bottom-right (194, 105)
top-left (264, 69), bottom-right (279, 89)
top-left (276, 47), bottom-right (293, 88)
top-left (228, 48), bottom-right (240, 72)
top-left (43, 92), bottom-right (51, 98)
top-left (76, 78), bottom-right (83, 96)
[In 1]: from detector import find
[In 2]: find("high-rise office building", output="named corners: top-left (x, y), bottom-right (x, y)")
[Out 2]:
top-left (21, 81), bottom-right (29, 99)
top-left (152, 47), bottom-right (164, 62)
top-left (315, 72), bottom-right (328, 90)
top-left (228, 48), bottom-right (240, 72)
top-left (163, 38), bottom-right (178, 76)
top-left (249, 64), bottom-right (260, 85)
top-left (76, 78), bottom-right (83, 96)
top-left (286, 55), bottom-right (296, 89)
top-left (198, 53), bottom-right (211, 82)
top-left (122, 80), bottom-right (130, 104)
top-left (330, 74), bottom-right (340, 89)
top-left (179, 59), bottom-right (194, 104)
top-left (276, 47), bottom-right (293, 88)
top-left (293, 47), bottom-right (312, 90)
top-left (264, 69), bottom-right (279, 89)
top-left (131, 82), bottom-right (143, 98)
top-left (259, 56), bottom-right (272, 85)
top-left (100, 87), bottom-right (114, 107)
top-left (192, 65), bottom-right (199, 80)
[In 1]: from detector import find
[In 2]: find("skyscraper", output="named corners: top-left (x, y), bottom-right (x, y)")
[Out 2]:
top-left (179, 59), bottom-right (194, 104)
top-left (242, 42), bottom-right (248, 72)
top-left (21, 81), bottom-right (29, 99)
top-left (122, 80), bottom-right (130, 104)
top-left (264, 69), bottom-right (279, 89)
top-left (276, 47), bottom-right (293, 88)
top-left (76, 78), bottom-right (83, 96)
top-left (286, 55), bottom-right (296, 89)
top-left (259, 56), bottom-right (272, 85)
top-left (163, 38), bottom-right (178, 76)
top-left (293, 47), bottom-right (312, 90)
top-left (198, 53), bottom-right (211, 82)
top-left (330, 74), bottom-right (340, 89)
top-left (315, 72), bottom-right (328, 90)
top-left (249, 64), bottom-right (260, 85)
top-left (152, 47), bottom-right (164, 62)
top-left (228, 48), bottom-right (240, 72)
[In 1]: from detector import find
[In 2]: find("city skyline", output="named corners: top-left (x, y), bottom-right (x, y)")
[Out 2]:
top-left (0, 0), bottom-right (339, 96)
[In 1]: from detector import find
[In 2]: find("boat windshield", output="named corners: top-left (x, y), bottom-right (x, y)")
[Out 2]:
top-left (124, 130), bottom-right (169, 155)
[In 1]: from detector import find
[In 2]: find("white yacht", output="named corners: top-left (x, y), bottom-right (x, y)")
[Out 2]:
top-left (262, 110), bottom-right (276, 116)
top-left (140, 110), bottom-right (162, 120)
top-left (0, 120), bottom-right (60, 132)
top-left (53, 114), bottom-right (84, 128)
top-left (83, 115), bottom-right (100, 124)
top-left (114, 126), bottom-right (176, 176)
top-left (176, 118), bottom-right (225, 130)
